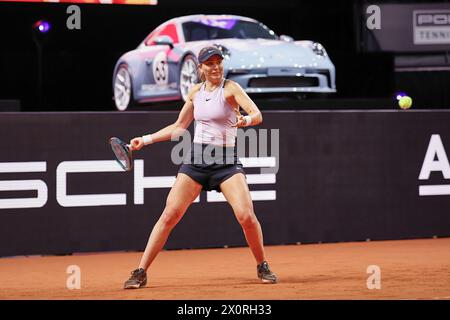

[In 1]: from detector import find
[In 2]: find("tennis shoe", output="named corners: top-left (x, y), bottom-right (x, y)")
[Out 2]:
top-left (257, 261), bottom-right (277, 284)
top-left (124, 268), bottom-right (147, 289)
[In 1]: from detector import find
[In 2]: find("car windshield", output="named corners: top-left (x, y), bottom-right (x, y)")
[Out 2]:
top-left (182, 18), bottom-right (278, 42)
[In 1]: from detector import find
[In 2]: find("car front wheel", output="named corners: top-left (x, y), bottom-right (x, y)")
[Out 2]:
top-left (179, 55), bottom-right (198, 102)
top-left (114, 65), bottom-right (134, 111)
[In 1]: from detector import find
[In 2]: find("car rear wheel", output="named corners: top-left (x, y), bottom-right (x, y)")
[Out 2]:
top-left (179, 55), bottom-right (198, 102)
top-left (114, 65), bottom-right (134, 111)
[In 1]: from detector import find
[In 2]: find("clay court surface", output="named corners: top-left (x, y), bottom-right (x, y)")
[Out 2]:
top-left (1, 238), bottom-right (450, 300)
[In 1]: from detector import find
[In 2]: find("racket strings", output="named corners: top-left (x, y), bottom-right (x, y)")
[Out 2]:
top-left (110, 138), bottom-right (132, 171)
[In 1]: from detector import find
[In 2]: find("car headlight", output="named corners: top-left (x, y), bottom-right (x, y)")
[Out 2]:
top-left (311, 42), bottom-right (327, 57)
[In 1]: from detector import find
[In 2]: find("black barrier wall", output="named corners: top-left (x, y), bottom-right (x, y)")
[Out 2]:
top-left (1, 111), bottom-right (450, 257)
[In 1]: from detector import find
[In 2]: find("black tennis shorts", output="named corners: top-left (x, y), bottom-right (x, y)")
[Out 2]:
top-left (178, 143), bottom-right (246, 192)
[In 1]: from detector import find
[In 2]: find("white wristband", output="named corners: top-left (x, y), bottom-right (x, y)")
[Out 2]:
top-left (243, 115), bottom-right (252, 126)
top-left (142, 134), bottom-right (154, 145)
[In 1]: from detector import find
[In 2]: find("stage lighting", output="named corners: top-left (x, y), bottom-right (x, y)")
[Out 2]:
top-left (395, 91), bottom-right (408, 100)
top-left (31, 20), bottom-right (52, 106)
top-left (33, 20), bottom-right (51, 34)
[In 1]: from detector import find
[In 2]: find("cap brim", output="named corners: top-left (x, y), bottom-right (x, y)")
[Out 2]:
top-left (199, 52), bottom-right (224, 63)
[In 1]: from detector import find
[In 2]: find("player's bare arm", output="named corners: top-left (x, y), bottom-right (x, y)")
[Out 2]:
top-left (226, 80), bottom-right (263, 128)
top-left (130, 84), bottom-right (202, 150)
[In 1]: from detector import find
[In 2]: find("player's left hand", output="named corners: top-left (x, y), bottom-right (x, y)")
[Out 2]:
top-left (232, 107), bottom-right (246, 128)
top-left (232, 114), bottom-right (247, 128)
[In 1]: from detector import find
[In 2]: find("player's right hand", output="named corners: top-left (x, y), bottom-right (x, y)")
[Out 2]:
top-left (130, 137), bottom-right (144, 151)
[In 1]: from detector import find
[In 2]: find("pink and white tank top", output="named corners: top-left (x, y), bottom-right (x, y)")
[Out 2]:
top-left (193, 79), bottom-right (237, 147)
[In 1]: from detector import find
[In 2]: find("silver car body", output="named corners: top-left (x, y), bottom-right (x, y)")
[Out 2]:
top-left (112, 14), bottom-right (336, 110)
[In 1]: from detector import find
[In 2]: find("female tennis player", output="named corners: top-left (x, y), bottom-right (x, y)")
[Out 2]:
top-left (123, 46), bottom-right (277, 289)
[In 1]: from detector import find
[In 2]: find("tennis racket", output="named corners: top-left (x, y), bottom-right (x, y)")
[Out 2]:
top-left (109, 137), bottom-right (133, 171)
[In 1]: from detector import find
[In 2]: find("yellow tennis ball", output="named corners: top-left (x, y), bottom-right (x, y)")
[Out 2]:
top-left (399, 96), bottom-right (412, 109)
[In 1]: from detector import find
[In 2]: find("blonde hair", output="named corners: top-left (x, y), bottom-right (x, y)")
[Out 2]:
top-left (198, 66), bottom-right (206, 82)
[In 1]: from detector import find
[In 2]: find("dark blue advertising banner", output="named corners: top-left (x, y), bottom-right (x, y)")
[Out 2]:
top-left (0, 110), bottom-right (449, 257)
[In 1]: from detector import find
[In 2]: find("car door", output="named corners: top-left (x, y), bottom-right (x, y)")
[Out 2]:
top-left (139, 23), bottom-right (181, 100)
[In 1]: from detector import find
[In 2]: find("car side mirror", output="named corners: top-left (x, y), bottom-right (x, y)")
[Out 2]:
top-left (280, 35), bottom-right (294, 42)
top-left (154, 35), bottom-right (174, 48)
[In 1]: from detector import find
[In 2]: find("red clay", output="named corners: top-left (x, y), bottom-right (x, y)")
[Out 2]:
top-left (1, 238), bottom-right (450, 300)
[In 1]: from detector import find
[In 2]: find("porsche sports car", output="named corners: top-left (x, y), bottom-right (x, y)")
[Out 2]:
top-left (113, 14), bottom-right (336, 111)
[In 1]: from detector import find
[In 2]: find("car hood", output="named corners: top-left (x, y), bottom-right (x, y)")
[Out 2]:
top-left (187, 38), bottom-right (331, 69)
